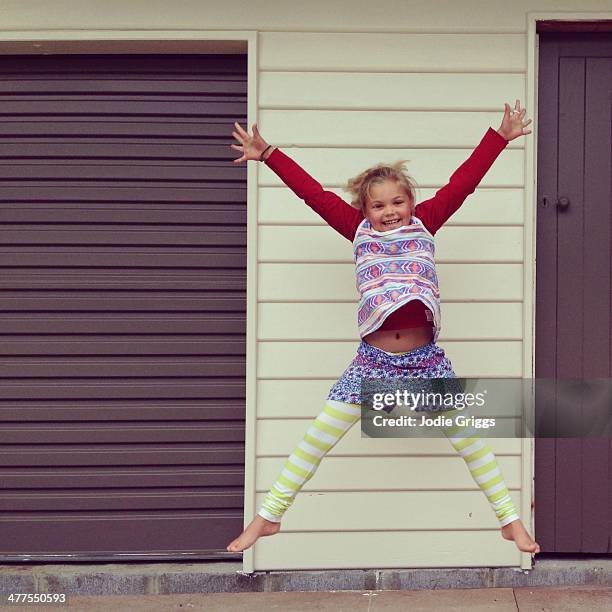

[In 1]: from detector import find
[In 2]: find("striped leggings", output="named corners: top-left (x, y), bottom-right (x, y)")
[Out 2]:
top-left (258, 400), bottom-right (520, 527)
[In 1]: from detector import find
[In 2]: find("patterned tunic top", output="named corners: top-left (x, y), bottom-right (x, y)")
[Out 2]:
top-left (354, 216), bottom-right (441, 341)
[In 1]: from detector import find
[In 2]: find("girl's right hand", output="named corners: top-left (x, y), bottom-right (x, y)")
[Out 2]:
top-left (231, 121), bottom-right (268, 163)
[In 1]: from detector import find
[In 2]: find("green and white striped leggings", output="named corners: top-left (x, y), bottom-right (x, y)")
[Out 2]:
top-left (258, 400), bottom-right (520, 527)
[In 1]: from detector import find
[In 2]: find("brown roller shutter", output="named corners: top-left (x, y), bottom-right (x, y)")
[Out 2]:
top-left (0, 54), bottom-right (247, 560)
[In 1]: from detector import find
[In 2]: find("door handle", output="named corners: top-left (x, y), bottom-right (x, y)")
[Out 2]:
top-left (556, 196), bottom-right (570, 211)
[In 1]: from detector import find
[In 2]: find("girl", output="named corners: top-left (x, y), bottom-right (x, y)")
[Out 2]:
top-left (227, 100), bottom-right (539, 556)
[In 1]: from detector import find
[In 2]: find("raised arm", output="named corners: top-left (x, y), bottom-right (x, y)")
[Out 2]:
top-left (414, 127), bottom-right (508, 235)
top-left (231, 122), bottom-right (363, 241)
top-left (414, 100), bottom-right (532, 236)
top-left (263, 147), bottom-right (364, 241)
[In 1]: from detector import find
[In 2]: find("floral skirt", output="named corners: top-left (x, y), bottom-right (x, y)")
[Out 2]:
top-left (327, 339), bottom-right (461, 411)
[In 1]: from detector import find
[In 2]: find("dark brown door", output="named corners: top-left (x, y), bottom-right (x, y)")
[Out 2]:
top-left (0, 54), bottom-right (247, 561)
top-left (535, 33), bottom-right (612, 552)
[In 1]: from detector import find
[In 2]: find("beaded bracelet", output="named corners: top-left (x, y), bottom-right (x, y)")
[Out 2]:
top-left (259, 144), bottom-right (273, 161)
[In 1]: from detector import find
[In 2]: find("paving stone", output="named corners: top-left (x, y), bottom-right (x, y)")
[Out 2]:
top-left (494, 560), bottom-right (612, 588)
top-left (380, 567), bottom-right (492, 590)
top-left (267, 569), bottom-right (377, 592)
top-left (63, 591), bottom-right (372, 612)
top-left (47, 571), bottom-right (150, 597)
top-left (513, 585), bottom-right (612, 611)
top-left (0, 566), bottom-right (37, 600)
top-left (371, 587), bottom-right (517, 611)
top-left (159, 569), bottom-right (266, 594)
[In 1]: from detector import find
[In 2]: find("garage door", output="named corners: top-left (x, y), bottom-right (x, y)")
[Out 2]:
top-left (0, 54), bottom-right (247, 560)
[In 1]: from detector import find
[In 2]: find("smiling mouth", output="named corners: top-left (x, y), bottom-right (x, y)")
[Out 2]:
top-left (382, 219), bottom-right (400, 226)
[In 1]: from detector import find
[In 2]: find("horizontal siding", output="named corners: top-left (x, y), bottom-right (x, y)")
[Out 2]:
top-left (259, 187), bottom-right (524, 225)
top-left (257, 420), bottom-right (523, 455)
top-left (258, 341), bottom-right (523, 378)
top-left (253, 23), bottom-right (533, 570)
top-left (253, 530), bottom-right (521, 570)
top-left (259, 111), bottom-right (526, 150)
top-left (257, 456), bottom-right (521, 490)
top-left (258, 379), bottom-right (525, 419)
top-left (259, 302), bottom-right (523, 340)
top-left (0, 7), bottom-right (535, 33)
top-left (260, 32), bottom-right (527, 69)
top-left (254, 491), bottom-right (522, 531)
top-left (259, 263), bottom-right (523, 301)
top-left (259, 226), bottom-right (523, 262)
top-left (260, 72), bottom-right (525, 109)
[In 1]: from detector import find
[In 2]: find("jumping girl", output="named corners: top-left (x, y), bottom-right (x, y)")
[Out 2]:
top-left (227, 100), bottom-right (539, 556)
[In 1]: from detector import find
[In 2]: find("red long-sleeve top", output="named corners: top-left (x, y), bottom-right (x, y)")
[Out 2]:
top-left (264, 127), bottom-right (509, 331)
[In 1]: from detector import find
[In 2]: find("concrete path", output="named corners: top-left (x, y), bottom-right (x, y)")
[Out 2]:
top-left (4, 585), bottom-right (611, 611)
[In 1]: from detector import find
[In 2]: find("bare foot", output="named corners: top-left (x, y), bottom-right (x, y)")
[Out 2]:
top-left (501, 519), bottom-right (540, 554)
top-left (226, 514), bottom-right (281, 552)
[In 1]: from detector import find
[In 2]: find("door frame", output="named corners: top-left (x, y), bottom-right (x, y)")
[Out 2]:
top-left (526, 11), bottom-right (612, 566)
top-left (0, 30), bottom-right (260, 572)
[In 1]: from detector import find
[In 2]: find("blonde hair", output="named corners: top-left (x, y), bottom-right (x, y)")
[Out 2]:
top-left (344, 160), bottom-right (418, 213)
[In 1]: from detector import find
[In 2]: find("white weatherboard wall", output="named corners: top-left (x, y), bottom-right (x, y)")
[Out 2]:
top-left (256, 34), bottom-right (527, 570)
top-left (2, 0), bottom-right (611, 573)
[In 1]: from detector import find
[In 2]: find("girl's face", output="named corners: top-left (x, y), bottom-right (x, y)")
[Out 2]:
top-left (364, 180), bottom-right (414, 232)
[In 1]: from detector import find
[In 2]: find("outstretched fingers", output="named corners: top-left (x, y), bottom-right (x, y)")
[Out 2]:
top-left (234, 121), bottom-right (250, 138)
top-left (230, 142), bottom-right (245, 163)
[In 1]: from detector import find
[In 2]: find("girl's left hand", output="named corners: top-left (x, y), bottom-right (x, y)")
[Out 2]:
top-left (497, 99), bottom-right (533, 141)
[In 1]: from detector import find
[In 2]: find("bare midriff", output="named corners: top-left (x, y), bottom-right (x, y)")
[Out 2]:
top-left (364, 325), bottom-right (434, 354)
